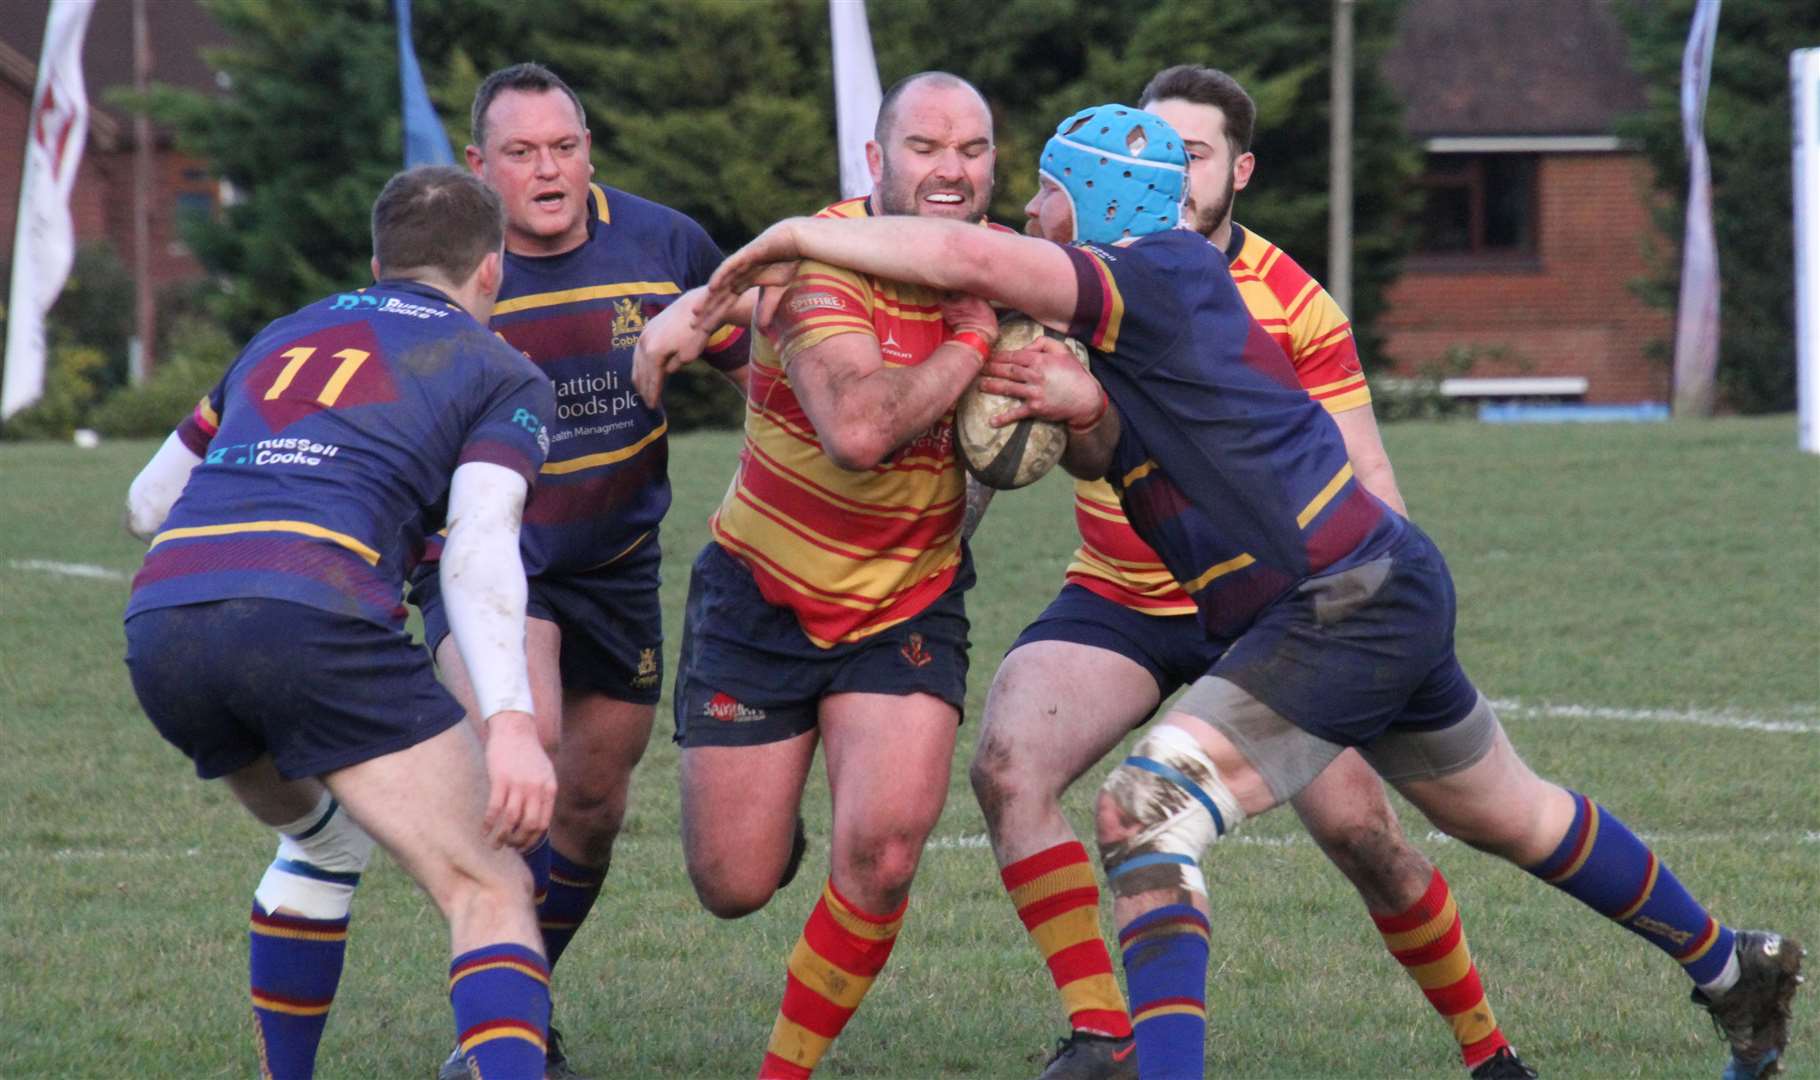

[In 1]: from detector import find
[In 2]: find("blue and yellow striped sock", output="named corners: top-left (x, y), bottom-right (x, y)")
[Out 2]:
top-left (1118, 904), bottom-right (1209, 1080)
top-left (1528, 791), bottom-right (1736, 988)
top-left (540, 845), bottom-right (606, 969)
top-left (448, 942), bottom-right (551, 1079)
top-left (249, 901), bottom-right (348, 1080)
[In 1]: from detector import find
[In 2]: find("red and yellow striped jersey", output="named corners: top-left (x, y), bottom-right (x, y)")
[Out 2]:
top-left (709, 198), bottom-right (966, 647)
top-left (1066, 224), bottom-right (1370, 614)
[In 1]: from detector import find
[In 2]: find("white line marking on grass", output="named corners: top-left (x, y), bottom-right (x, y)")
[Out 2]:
top-left (926, 830), bottom-right (1818, 853)
top-left (1493, 698), bottom-right (1817, 735)
top-left (7, 558), bottom-right (128, 582)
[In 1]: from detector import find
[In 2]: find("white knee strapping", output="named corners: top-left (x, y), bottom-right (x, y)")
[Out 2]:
top-left (1100, 725), bottom-right (1247, 898)
top-left (254, 795), bottom-right (376, 920)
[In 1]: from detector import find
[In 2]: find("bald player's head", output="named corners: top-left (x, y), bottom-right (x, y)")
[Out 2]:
top-left (867, 71), bottom-right (995, 221)
top-left (875, 71), bottom-right (991, 144)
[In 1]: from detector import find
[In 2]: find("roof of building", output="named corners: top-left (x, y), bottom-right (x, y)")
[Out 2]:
top-left (1383, 0), bottom-right (1649, 138)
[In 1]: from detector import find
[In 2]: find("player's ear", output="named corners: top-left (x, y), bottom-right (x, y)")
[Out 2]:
top-left (866, 140), bottom-right (884, 185)
top-left (464, 144), bottom-right (484, 177)
top-left (1233, 151), bottom-right (1256, 194)
top-left (370, 256), bottom-right (383, 283)
top-left (476, 249), bottom-right (504, 299)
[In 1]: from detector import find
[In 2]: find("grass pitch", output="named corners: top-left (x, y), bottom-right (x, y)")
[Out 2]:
top-left (0, 417), bottom-right (1814, 1078)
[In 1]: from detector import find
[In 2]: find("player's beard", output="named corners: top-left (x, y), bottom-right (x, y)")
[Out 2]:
top-left (1186, 165), bottom-right (1237, 239)
top-left (876, 165), bottom-right (985, 220)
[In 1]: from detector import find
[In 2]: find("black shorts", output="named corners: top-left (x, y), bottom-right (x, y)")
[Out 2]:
top-left (1010, 583), bottom-right (1223, 700)
top-left (126, 599), bottom-right (466, 780)
top-left (413, 537), bottom-right (664, 704)
top-left (672, 543), bottom-right (972, 748)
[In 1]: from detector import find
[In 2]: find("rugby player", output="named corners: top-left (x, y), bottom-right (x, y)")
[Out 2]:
top-left (413, 62), bottom-right (748, 1080)
top-left (972, 66), bottom-right (1526, 1080)
top-left (123, 165), bottom-right (556, 1080)
top-left (638, 71), bottom-right (1003, 1080)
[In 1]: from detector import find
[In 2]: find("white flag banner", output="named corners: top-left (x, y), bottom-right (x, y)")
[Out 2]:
top-left (830, 0), bottom-right (881, 201)
top-left (1794, 49), bottom-right (1820, 454)
top-left (1670, 0), bottom-right (1720, 418)
top-left (3, 0), bottom-right (96, 421)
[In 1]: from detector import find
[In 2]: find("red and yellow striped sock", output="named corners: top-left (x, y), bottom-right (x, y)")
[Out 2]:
top-left (1001, 841), bottom-right (1132, 1038)
top-left (1372, 868), bottom-right (1509, 1070)
top-left (759, 878), bottom-right (906, 1079)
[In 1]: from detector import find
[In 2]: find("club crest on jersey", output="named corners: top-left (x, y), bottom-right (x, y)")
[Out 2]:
top-left (611, 298), bottom-right (646, 349)
top-left (704, 692), bottom-right (766, 723)
top-left (900, 632), bottom-right (934, 669)
top-left (632, 647), bottom-right (659, 689)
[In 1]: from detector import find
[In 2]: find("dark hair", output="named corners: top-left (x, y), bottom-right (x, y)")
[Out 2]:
top-left (470, 62), bottom-right (586, 150)
top-left (1138, 65), bottom-right (1256, 156)
top-left (371, 166), bottom-right (504, 282)
top-left (874, 70), bottom-right (991, 144)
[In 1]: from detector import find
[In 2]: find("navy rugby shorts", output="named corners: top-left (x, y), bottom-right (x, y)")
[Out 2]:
top-left (1209, 524), bottom-right (1482, 748)
top-left (126, 598), bottom-right (466, 780)
top-left (414, 536), bottom-right (664, 704)
top-left (672, 542), bottom-right (972, 748)
top-left (1010, 583), bottom-right (1223, 709)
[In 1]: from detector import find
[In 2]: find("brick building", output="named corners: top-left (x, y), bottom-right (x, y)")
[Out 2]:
top-left (3, 0), bottom-right (1673, 405)
top-left (0, 2), bottom-right (228, 318)
top-left (1381, 0), bottom-right (1672, 404)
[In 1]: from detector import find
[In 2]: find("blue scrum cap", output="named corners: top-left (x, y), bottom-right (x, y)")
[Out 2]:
top-left (1039, 104), bottom-right (1188, 244)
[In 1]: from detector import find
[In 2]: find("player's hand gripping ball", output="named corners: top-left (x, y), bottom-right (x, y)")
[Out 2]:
top-left (955, 315), bottom-right (1090, 490)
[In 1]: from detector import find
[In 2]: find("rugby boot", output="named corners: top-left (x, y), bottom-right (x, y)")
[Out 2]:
top-left (1035, 1031), bottom-right (1138, 1080)
top-left (1469, 1046), bottom-right (1539, 1079)
top-left (543, 1025), bottom-right (586, 1080)
top-left (436, 1045), bottom-right (467, 1080)
top-left (1692, 930), bottom-right (1806, 1079)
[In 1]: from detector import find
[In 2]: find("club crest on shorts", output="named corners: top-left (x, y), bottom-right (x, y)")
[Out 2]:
top-left (900, 632), bottom-right (934, 669)
top-left (632, 647), bottom-right (659, 689)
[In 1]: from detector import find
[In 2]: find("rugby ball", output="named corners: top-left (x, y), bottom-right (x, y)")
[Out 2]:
top-left (955, 316), bottom-right (1091, 490)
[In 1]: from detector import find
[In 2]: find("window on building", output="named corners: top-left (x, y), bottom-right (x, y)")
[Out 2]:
top-left (174, 190), bottom-right (214, 222)
top-left (1413, 153), bottom-right (1538, 261)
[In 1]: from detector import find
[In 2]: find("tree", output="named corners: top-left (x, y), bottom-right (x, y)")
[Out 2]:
top-left (145, 0), bottom-right (402, 340)
top-left (1616, 0), bottom-right (1820, 413)
top-left (150, 0), bottom-right (1418, 426)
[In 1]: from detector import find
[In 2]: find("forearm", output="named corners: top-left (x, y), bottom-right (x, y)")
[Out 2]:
top-left (125, 432), bottom-right (202, 541)
top-left (440, 463), bottom-right (533, 720)
top-left (785, 217), bottom-right (1078, 328)
top-left (1331, 405), bottom-right (1406, 516)
top-left (818, 338), bottom-right (983, 468)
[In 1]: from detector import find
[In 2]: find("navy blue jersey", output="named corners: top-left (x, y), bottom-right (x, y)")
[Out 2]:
top-left (127, 279), bottom-right (553, 630)
top-left (1059, 230), bottom-right (1406, 645)
top-left (478, 183), bottom-right (746, 577)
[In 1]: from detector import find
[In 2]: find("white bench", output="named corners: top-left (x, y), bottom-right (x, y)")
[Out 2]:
top-left (1439, 376), bottom-right (1589, 400)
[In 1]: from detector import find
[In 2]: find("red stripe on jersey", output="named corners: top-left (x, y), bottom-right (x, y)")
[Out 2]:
top-left (745, 438), bottom-right (964, 519)
top-left (1303, 482), bottom-right (1381, 574)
